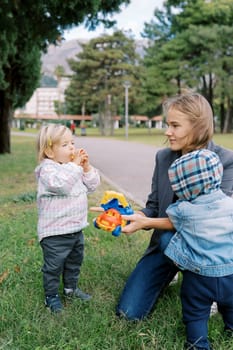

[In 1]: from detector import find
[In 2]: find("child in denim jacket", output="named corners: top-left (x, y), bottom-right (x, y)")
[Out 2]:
top-left (165, 149), bottom-right (233, 350)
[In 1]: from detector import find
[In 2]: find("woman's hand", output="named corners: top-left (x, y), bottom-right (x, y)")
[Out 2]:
top-left (121, 213), bottom-right (174, 235)
top-left (121, 213), bottom-right (147, 235)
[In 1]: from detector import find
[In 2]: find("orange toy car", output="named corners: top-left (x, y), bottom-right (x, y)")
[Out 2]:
top-left (93, 191), bottom-right (134, 236)
top-left (94, 208), bottom-right (127, 237)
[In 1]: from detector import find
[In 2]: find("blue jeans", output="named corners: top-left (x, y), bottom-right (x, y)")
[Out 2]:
top-left (158, 231), bottom-right (174, 252)
top-left (181, 271), bottom-right (233, 350)
top-left (116, 241), bottom-right (178, 320)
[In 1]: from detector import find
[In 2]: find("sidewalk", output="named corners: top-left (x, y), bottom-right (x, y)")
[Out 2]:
top-left (75, 136), bottom-right (161, 207)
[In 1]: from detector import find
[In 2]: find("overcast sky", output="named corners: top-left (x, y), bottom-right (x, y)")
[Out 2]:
top-left (64, 0), bottom-right (164, 40)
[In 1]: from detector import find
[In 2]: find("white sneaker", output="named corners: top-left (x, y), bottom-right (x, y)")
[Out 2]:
top-left (170, 273), bottom-right (179, 285)
top-left (210, 302), bottom-right (218, 316)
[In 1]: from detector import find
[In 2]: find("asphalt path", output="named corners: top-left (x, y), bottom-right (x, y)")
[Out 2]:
top-left (75, 136), bottom-right (161, 207)
top-left (12, 131), bottom-right (161, 207)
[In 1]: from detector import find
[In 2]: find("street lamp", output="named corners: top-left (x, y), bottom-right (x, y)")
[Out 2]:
top-left (123, 80), bottom-right (131, 139)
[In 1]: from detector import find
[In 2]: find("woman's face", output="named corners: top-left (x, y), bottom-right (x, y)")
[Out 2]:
top-left (165, 107), bottom-right (193, 154)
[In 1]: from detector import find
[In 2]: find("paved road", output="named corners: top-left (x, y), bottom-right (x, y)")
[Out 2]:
top-left (12, 131), bottom-right (160, 207)
top-left (75, 136), bottom-right (161, 207)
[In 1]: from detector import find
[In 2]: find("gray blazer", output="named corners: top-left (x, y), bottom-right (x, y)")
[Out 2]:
top-left (142, 141), bottom-right (233, 255)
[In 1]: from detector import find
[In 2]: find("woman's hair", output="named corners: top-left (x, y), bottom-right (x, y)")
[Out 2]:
top-left (36, 123), bottom-right (71, 162)
top-left (163, 92), bottom-right (214, 152)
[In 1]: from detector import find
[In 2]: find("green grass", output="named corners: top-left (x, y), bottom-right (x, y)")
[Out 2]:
top-left (13, 126), bottom-right (233, 149)
top-left (0, 135), bottom-right (232, 349)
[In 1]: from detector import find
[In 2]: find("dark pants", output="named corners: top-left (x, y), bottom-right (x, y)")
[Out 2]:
top-left (181, 271), bottom-right (233, 349)
top-left (116, 231), bottom-right (177, 320)
top-left (40, 231), bottom-right (84, 296)
top-left (116, 247), bottom-right (178, 320)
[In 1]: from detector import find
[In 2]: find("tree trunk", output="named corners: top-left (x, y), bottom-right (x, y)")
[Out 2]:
top-left (220, 92), bottom-right (225, 133)
top-left (103, 108), bottom-right (112, 136)
top-left (176, 76), bottom-right (181, 94)
top-left (0, 92), bottom-right (12, 154)
top-left (227, 105), bottom-right (233, 133)
top-left (99, 111), bottom-right (105, 136)
top-left (104, 95), bottom-right (113, 136)
top-left (98, 98), bottom-right (114, 136)
top-left (223, 96), bottom-right (232, 133)
top-left (208, 72), bottom-right (213, 109)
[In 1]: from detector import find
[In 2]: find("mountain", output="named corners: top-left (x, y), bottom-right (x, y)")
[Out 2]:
top-left (41, 39), bottom-right (88, 76)
top-left (41, 38), bottom-right (148, 77)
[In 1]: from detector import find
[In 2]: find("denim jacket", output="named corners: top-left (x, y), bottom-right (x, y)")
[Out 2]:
top-left (164, 190), bottom-right (233, 277)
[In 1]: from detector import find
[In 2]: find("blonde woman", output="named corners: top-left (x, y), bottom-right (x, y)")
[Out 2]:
top-left (116, 93), bottom-right (233, 326)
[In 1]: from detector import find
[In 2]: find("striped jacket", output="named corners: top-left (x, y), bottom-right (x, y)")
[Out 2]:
top-left (35, 159), bottom-right (100, 242)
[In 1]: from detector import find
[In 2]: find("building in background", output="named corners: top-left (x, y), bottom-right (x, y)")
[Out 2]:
top-left (14, 77), bottom-right (70, 120)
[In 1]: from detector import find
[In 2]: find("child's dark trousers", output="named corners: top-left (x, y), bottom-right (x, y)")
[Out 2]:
top-left (181, 271), bottom-right (233, 349)
top-left (40, 231), bottom-right (84, 296)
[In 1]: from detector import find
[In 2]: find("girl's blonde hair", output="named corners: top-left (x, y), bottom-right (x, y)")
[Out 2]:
top-left (37, 123), bottom-right (71, 162)
top-left (163, 92), bottom-right (214, 152)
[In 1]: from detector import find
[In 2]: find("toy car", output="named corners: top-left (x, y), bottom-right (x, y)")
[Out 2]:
top-left (94, 208), bottom-right (123, 237)
top-left (93, 191), bottom-right (134, 237)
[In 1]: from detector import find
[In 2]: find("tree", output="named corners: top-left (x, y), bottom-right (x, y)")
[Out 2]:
top-left (141, 7), bottom-right (180, 115)
top-left (66, 30), bottom-right (143, 135)
top-left (54, 65), bottom-right (66, 116)
top-left (0, 0), bottom-right (130, 154)
top-left (166, 0), bottom-right (233, 132)
top-left (142, 0), bottom-right (233, 131)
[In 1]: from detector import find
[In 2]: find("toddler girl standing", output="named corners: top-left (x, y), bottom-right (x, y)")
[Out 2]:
top-left (35, 123), bottom-right (100, 313)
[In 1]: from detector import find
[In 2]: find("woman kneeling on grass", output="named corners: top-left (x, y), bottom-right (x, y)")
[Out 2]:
top-left (116, 93), bottom-right (233, 346)
top-left (123, 149), bottom-right (233, 349)
top-left (35, 124), bottom-right (100, 313)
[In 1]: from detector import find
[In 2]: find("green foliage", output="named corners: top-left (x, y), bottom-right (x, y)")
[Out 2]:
top-left (142, 0), bottom-right (233, 130)
top-left (66, 30), bottom-right (145, 134)
top-left (141, 7), bottom-right (179, 113)
top-left (0, 0), bottom-right (131, 154)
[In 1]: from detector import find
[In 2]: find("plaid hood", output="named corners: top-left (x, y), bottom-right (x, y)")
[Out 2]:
top-left (168, 149), bottom-right (223, 201)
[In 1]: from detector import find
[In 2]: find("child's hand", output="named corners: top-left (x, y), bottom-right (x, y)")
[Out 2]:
top-left (72, 148), bottom-right (91, 172)
top-left (80, 148), bottom-right (92, 172)
top-left (71, 149), bottom-right (83, 166)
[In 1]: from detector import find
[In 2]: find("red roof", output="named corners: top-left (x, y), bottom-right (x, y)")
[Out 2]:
top-left (14, 113), bottom-right (122, 121)
top-left (14, 114), bottom-right (92, 121)
top-left (60, 115), bottom-right (92, 121)
top-left (151, 115), bottom-right (163, 121)
top-left (131, 115), bottom-right (148, 121)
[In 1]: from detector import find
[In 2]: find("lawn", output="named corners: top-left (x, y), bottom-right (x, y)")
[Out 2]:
top-left (13, 126), bottom-right (233, 149)
top-left (0, 134), bottom-right (232, 350)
